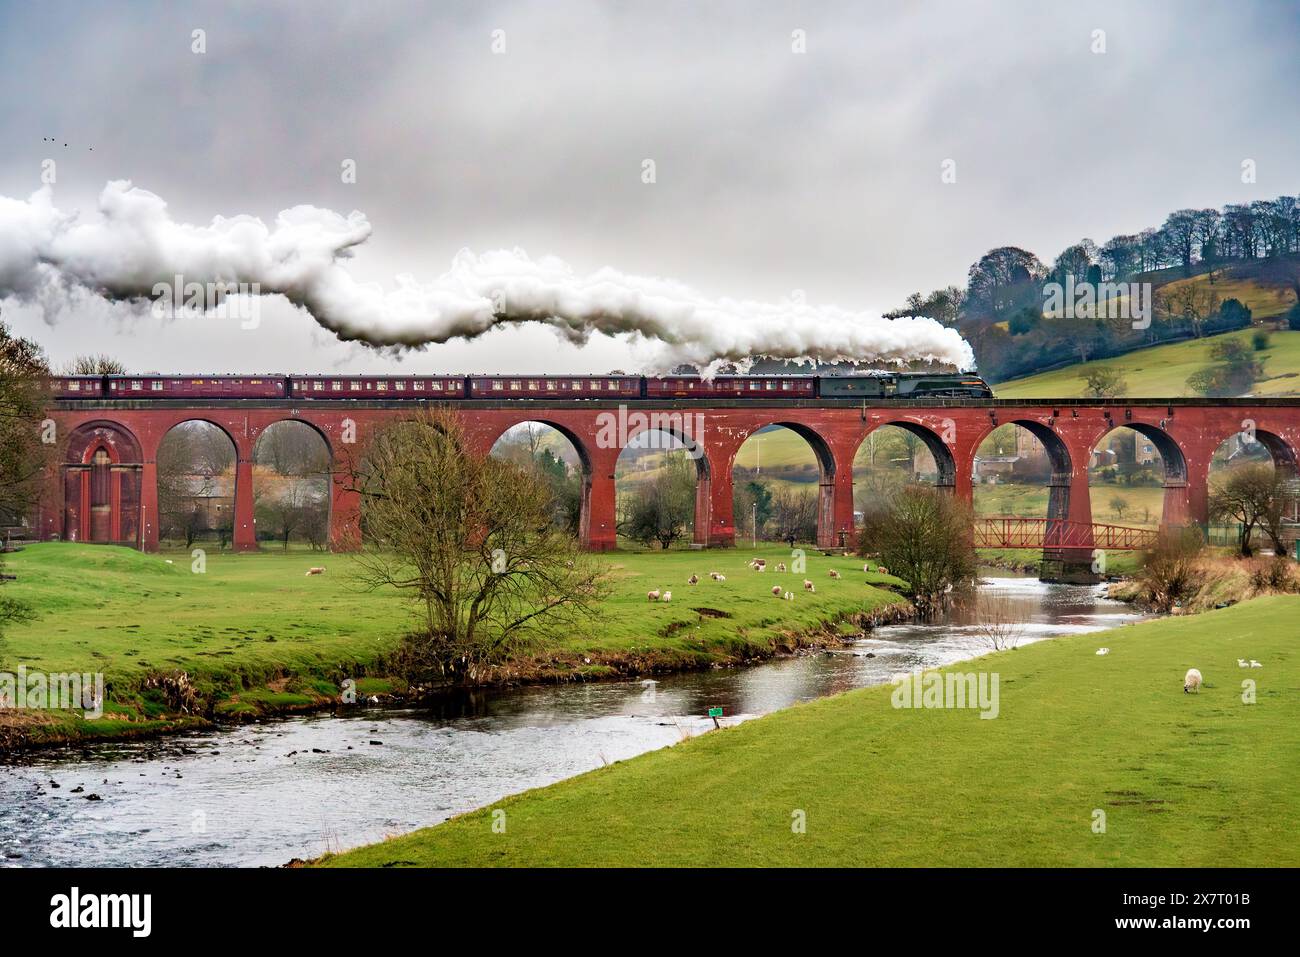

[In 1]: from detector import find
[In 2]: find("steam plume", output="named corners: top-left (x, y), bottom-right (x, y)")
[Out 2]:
top-left (0, 181), bottom-right (974, 373)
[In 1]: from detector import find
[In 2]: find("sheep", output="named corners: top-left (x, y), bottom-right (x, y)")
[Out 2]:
top-left (1238, 658), bottom-right (1249, 668)
top-left (687, 574), bottom-right (699, 585)
top-left (1096, 648), bottom-right (1109, 656)
top-left (709, 571), bottom-right (722, 580)
top-left (877, 566), bottom-right (889, 576)
top-left (772, 585), bottom-right (783, 596)
top-left (305, 567), bottom-right (326, 576)
top-left (784, 591), bottom-right (794, 601)
top-left (777, 562), bottom-right (787, 573)
top-left (863, 564), bottom-right (871, 573)
top-left (808, 584), bottom-right (816, 593)
top-left (1251, 660), bottom-right (1262, 668)
top-left (716, 574), bottom-right (726, 582)
top-left (647, 590), bottom-right (661, 602)
top-left (828, 569), bottom-right (841, 579)
top-left (803, 579), bottom-right (814, 590)
top-left (1183, 668), bottom-right (1202, 693)
top-left (661, 591), bottom-right (672, 602)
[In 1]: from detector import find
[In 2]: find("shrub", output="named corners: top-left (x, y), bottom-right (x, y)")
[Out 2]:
top-left (1252, 330), bottom-right (1271, 352)
top-left (1137, 526), bottom-right (1204, 611)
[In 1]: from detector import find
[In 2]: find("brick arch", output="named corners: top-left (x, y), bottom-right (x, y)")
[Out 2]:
top-left (62, 421), bottom-right (144, 545)
top-left (859, 418), bottom-right (958, 489)
top-left (729, 419), bottom-right (841, 547)
top-left (616, 415), bottom-right (717, 547)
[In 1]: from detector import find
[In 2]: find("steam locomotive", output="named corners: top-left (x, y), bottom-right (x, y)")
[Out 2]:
top-left (45, 371), bottom-right (994, 401)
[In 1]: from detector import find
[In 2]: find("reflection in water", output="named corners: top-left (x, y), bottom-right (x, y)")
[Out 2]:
top-left (0, 575), bottom-right (1145, 868)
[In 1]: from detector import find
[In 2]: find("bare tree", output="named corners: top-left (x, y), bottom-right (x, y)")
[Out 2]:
top-left (618, 452), bottom-right (696, 549)
top-left (63, 354), bottom-right (126, 374)
top-left (1210, 464), bottom-right (1293, 556)
top-left (1080, 366), bottom-right (1128, 399)
top-left (859, 485), bottom-right (977, 614)
top-left (973, 593), bottom-right (1024, 651)
top-left (1137, 526), bottom-right (1204, 611)
top-left (343, 407), bottom-right (606, 684)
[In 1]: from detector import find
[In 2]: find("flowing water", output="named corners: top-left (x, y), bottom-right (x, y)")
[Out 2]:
top-left (0, 574), bottom-right (1146, 867)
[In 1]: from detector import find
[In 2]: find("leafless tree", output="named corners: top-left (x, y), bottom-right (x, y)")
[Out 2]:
top-left (973, 593), bottom-right (1024, 651)
top-left (342, 407), bottom-right (607, 684)
top-left (859, 485), bottom-right (977, 614)
top-left (1210, 463), bottom-right (1294, 556)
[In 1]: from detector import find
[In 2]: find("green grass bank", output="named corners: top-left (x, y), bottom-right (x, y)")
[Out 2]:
top-left (318, 596), bottom-right (1298, 867)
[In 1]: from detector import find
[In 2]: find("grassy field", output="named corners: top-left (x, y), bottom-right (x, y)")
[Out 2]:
top-left (318, 595), bottom-right (1299, 867)
top-left (0, 542), bottom-right (907, 743)
top-left (995, 328), bottom-right (1300, 399)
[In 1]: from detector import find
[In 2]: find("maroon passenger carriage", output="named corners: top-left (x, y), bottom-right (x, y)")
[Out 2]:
top-left (106, 375), bottom-right (288, 399)
top-left (468, 375), bottom-right (640, 399)
top-left (289, 375), bottom-right (468, 398)
top-left (645, 374), bottom-right (816, 399)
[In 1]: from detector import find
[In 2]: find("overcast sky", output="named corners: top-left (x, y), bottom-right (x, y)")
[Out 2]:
top-left (1, 0), bottom-right (1297, 374)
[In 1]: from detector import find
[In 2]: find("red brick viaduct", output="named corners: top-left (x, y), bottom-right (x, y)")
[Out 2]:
top-left (41, 397), bottom-right (1300, 576)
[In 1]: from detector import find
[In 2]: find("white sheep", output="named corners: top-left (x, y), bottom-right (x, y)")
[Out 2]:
top-left (1237, 658), bottom-right (1249, 668)
top-left (784, 591), bottom-right (794, 601)
top-left (717, 574), bottom-right (726, 582)
top-left (1251, 660), bottom-right (1262, 668)
top-left (878, 566), bottom-right (889, 576)
top-left (1096, 648), bottom-right (1109, 656)
top-left (306, 566), bottom-right (326, 576)
top-left (802, 579), bottom-right (814, 591)
top-left (863, 564), bottom-right (871, 573)
top-left (1183, 668), bottom-right (1202, 693)
top-left (777, 562), bottom-right (787, 573)
top-left (647, 590), bottom-right (660, 602)
top-left (661, 591), bottom-right (672, 602)
top-left (828, 569), bottom-right (841, 579)
top-left (687, 574), bottom-right (699, 585)
top-left (709, 571), bottom-right (722, 580)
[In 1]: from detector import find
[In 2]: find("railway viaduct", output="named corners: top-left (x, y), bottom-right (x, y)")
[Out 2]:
top-left (37, 396), bottom-right (1300, 578)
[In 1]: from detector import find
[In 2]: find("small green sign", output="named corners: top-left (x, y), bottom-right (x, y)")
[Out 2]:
top-left (708, 707), bottom-right (723, 718)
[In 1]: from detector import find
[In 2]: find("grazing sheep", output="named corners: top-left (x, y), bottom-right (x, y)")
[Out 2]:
top-left (863, 564), bottom-right (871, 573)
top-left (808, 584), bottom-right (816, 593)
top-left (647, 590), bottom-right (661, 602)
top-left (877, 566), bottom-right (889, 575)
top-left (1238, 658), bottom-right (1249, 668)
top-left (709, 571), bottom-right (722, 580)
top-left (661, 591), bottom-right (672, 602)
top-left (1096, 648), bottom-right (1110, 656)
top-left (306, 567), bottom-right (326, 576)
top-left (803, 579), bottom-right (814, 590)
top-left (1251, 660), bottom-right (1262, 668)
top-left (687, 574), bottom-right (699, 585)
top-left (1183, 668), bottom-right (1202, 693)
top-left (777, 562), bottom-right (787, 573)
top-left (828, 569), bottom-right (841, 579)
top-left (772, 585), bottom-right (782, 596)
top-left (784, 591), bottom-right (794, 601)
top-left (717, 575), bottom-right (726, 582)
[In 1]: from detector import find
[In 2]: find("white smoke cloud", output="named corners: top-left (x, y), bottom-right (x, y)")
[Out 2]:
top-left (0, 181), bottom-right (974, 373)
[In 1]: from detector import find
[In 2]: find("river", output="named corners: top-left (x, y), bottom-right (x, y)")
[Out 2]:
top-left (0, 574), bottom-right (1146, 867)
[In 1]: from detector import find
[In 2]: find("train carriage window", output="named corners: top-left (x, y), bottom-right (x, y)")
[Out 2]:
top-left (395, 381), bottom-right (405, 391)
top-left (546, 380), bottom-right (556, 390)
top-left (571, 380), bottom-right (581, 390)
top-left (509, 381), bottom-right (521, 391)
top-left (151, 381), bottom-right (164, 391)
top-left (414, 381), bottom-right (426, 391)
top-left (70, 380), bottom-right (81, 391)
top-left (376, 381), bottom-right (388, 391)
top-left (131, 380), bottom-right (142, 391)
top-left (313, 381), bottom-right (324, 391)
top-left (781, 381), bottom-right (791, 390)
top-left (765, 381), bottom-right (776, 390)
top-left (748, 381), bottom-right (759, 390)
top-left (430, 381), bottom-right (441, 391)
top-left (589, 380), bottom-right (601, 390)
top-left (491, 381), bottom-right (503, 391)
top-left (332, 381), bottom-right (342, 391)
top-left (350, 381), bottom-right (362, 391)
top-left (527, 380), bottom-right (538, 390)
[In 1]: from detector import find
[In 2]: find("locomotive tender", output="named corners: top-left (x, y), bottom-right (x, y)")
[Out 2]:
top-left (46, 371), bottom-right (994, 401)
